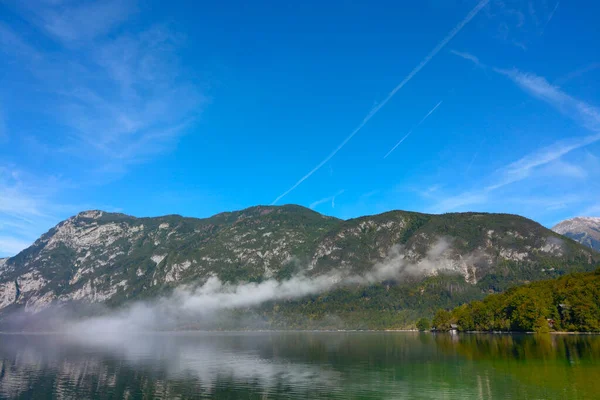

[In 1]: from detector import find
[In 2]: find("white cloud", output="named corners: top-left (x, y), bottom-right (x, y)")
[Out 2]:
top-left (0, 163), bottom-right (131, 257)
top-left (1, 6), bottom-right (206, 172)
top-left (486, 133), bottom-right (600, 191)
top-left (16, 0), bottom-right (136, 44)
top-left (0, 168), bottom-right (54, 256)
top-left (418, 184), bottom-right (443, 199)
top-left (0, 167), bottom-right (47, 219)
top-left (430, 138), bottom-right (597, 214)
top-left (481, 70), bottom-right (600, 191)
top-left (0, 22), bottom-right (42, 60)
top-left (430, 135), bottom-right (598, 213)
top-left (441, 59), bottom-right (600, 195)
top-left (55, 25), bottom-right (205, 167)
top-left (497, 69), bottom-right (600, 132)
top-left (428, 67), bottom-right (600, 215)
top-left (486, 0), bottom-right (557, 49)
top-left (538, 159), bottom-right (588, 180)
top-left (0, 2), bottom-right (208, 255)
top-left (0, 236), bottom-right (33, 256)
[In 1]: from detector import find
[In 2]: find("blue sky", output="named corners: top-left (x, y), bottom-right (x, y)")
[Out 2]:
top-left (1, 0), bottom-right (599, 256)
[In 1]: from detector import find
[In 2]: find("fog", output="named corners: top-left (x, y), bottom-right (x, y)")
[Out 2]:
top-left (61, 238), bottom-right (457, 338)
top-left (0, 333), bottom-right (342, 398)
top-left (1, 238), bottom-right (463, 338)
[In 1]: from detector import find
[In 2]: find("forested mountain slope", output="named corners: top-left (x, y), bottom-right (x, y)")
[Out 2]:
top-left (0, 206), bottom-right (597, 328)
top-left (434, 268), bottom-right (600, 332)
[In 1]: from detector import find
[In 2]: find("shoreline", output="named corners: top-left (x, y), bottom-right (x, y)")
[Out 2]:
top-left (1, 329), bottom-right (599, 335)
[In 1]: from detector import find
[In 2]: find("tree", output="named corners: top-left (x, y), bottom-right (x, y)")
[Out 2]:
top-left (444, 268), bottom-right (600, 333)
top-left (432, 309), bottom-right (452, 331)
top-left (534, 317), bottom-right (550, 334)
top-left (454, 304), bottom-right (475, 331)
top-left (416, 318), bottom-right (431, 331)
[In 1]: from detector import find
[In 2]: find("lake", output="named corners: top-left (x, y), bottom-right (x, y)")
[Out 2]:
top-left (0, 332), bottom-right (599, 399)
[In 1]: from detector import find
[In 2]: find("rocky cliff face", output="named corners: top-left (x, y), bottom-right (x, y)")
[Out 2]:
top-left (0, 206), bottom-right (597, 316)
top-left (552, 217), bottom-right (600, 252)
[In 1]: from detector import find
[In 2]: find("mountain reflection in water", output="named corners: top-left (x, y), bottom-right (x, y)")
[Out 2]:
top-left (0, 332), bottom-right (599, 399)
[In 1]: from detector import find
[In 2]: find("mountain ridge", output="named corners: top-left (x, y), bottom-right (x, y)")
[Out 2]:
top-left (1, 205), bottom-right (598, 328)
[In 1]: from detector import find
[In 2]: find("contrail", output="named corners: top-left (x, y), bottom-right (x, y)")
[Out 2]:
top-left (309, 189), bottom-right (345, 210)
top-left (465, 138), bottom-right (485, 174)
top-left (271, 0), bottom-right (490, 205)
top-left (543, 1), bottom-right (560, 31)
top-left (384, 100), bottom-right (443, 159)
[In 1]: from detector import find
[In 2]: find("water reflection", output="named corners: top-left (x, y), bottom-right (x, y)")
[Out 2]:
top-left (0, 332), bottom-right (599, 399)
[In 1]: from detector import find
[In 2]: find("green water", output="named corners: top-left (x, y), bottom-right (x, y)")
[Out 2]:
top-left (0, 332), bottom-right (598, 399)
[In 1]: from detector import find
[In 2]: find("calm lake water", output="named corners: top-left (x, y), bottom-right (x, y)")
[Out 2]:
top-left (0, 332), bottom-right (599, 399)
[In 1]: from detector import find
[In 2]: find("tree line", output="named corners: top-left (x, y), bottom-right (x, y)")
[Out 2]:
top-left (427, 268), bottom-right (600, 333)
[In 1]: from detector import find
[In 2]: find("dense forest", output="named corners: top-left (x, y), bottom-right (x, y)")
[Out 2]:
top-left (431, 268), bottom-right (600, 333)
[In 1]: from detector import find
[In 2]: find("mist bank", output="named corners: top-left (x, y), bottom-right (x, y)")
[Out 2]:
top-left (69, 239), bottom-right (458, 336)
top-left (2, 238), bottom-right (474, 336)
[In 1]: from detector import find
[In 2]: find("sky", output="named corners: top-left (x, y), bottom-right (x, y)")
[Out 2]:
top-left (0, 0), bottom-right (599, 257)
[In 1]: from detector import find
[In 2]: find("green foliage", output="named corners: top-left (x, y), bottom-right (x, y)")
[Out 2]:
top-left (416, 318), bottom-right (431, 331)
top-left (534, 317), bottom-right (551, 334)
top-left (256, 274), bottom-right (483, 329)
top-left (441, 268), bottom-right (600, 332)
top-left (432, 309), bottom-right (453, 331)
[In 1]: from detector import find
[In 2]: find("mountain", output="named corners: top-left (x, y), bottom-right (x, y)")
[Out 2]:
top-left (552, 217), bottom-right (600, 252)
top-left (436, 268), bottom-right (600, 332)
top-left (0, 206), bottom-right (598, 329)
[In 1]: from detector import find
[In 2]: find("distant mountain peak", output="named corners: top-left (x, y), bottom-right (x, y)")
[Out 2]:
top-left (552, 217), bottom-right (600, 251)
top-left (556, 216), bottom-right (600, 224)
